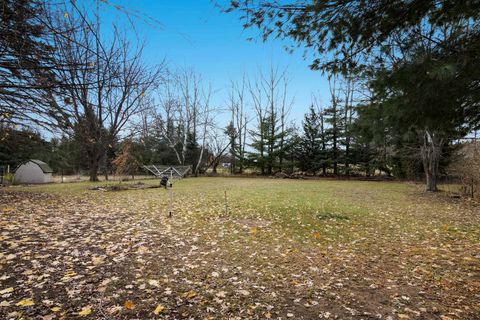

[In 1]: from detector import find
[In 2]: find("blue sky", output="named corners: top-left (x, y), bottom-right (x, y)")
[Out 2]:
top-left (100, 0), bottom-right (330, 126)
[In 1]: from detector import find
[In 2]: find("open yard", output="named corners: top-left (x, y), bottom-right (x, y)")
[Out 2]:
top-left (0, 178), bottom-right (479, 319)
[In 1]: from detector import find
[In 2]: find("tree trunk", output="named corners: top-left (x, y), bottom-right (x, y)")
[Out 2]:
top-left (320, 112), bottom-right (327, 176)
top-left (195, 146), bottom-right (204, 177)
top-left (241, 115), bottom-right (247, 173)
top-left (425, 172), bottom-right (437, 192)
top-left (89, 160), bottom-right (99, 182)
top-left (332, 108), bottom-right (338, 176)
top-left (420, 130), bottom-right (442, 192)
top-left (88, 150), bottom-right (101, 182)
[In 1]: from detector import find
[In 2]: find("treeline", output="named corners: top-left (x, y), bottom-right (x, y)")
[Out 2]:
top-left (2, 0), bottom-right (480, 192)
top-left (226, 0), bottom-right (480, 191)
top-left (0, 1), bottom-right (224, 180)
top-left (0, 67), bottom-right (426, 181)
top-left (224, 72), bottom-right (426, 179)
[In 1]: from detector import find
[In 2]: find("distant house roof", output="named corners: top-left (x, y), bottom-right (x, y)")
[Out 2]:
top-left (16, 159), bottom-right (53, 173)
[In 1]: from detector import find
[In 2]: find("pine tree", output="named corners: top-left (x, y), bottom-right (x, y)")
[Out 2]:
top-left (298, 105), bottom-right (322, 174)
top-left (0, 0), bottom-right (58, 128)
top-left (224, 121), bottom-right (237, 173)
top-left (248, 117), bottom-right (269, 174)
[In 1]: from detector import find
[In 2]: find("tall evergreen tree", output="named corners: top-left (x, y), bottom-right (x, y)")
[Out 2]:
top-left (298, 105), bottom-right (322, 174)
top-left (324, 100), bottom-right (344, 175)
top-left (248, 116), bottom-right (269, 174)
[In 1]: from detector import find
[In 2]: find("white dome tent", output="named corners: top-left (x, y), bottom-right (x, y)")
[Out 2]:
top-left (14, 159), bottom-right (53, 184)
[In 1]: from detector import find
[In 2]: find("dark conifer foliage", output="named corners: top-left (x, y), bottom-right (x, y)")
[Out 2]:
top-left (0, 0), bottom-right (60, 128)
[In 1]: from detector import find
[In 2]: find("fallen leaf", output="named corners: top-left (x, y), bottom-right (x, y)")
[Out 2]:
top-left (238, 289), bottom-right (250, 296)
top-left (0, 300), bottom-right (10, 307)
top-left (148, 279), bottom-right (160, 287)
top-left (91, 256), bottom-right (104, 265)
top-left (153, 304), bottom-right (165, 315)
top-left (183, 290), bottom-right (197, 299)
top-left (78, 306), bottom-right (92, 316)
top-left (16, 299), bottom-right (35, 306)
top-left (51, 306), bottom-right (61, 312)
top-left (108, 305), bottom-right (122, 314)
top-left (0, 287), bottom-right (14, 295)
top-left (124, 300), bottom-right (135, 310)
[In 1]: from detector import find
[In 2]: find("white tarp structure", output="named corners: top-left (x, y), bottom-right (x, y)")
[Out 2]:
top-left (143, 165), bottom-right (191, 179)
top-left (14, 159), bottom-right (53, 184)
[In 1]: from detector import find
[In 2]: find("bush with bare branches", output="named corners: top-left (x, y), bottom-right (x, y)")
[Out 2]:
top-left (448, 141), bottom-right (480, 197)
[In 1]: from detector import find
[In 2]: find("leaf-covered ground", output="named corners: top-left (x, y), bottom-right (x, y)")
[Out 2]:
top-left (0, 178), bottom-right (479, 319)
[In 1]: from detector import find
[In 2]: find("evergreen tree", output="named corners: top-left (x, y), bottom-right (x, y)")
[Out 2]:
top-left (249, 110), bottom-right (290, 175)
top-left (229, 0), bottom-right (480, 189)
top-left (0, 0), bottom-right (59, 128)
top-left (324, 100), bottom-right (344, 175)
top-left (49, 136), bottom-right (85, 175)
top-left (0, 126), bottom-right (49, 167)
top-left (224, 121), bottom-right (237, 173)
top-left (350, 104), bottom-right (391, 177)
top-left (248, 116), bottom-right (269, 174)
top-left (298, 105), bottom-right (322, 174)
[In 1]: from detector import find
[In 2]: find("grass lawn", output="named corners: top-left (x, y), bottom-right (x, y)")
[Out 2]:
top-left (0, 178), bottom-right (479, 319)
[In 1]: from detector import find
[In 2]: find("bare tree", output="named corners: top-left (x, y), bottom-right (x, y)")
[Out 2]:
top-left (449, 140), bottom-right (480, 197)
top-left (325, 75), bottom-right (342, 175)
top-left (194, 84), bottom-right (214, 176)
top-left (0, 0), bottom-right (164, 132)
top-left (228, 75), bottom-right (249, 173)
top-left (247, 73), bottom-right (266, 174)
top-left (48, 9), bottom-right (163, 181)
top-left (206, 128), bottom-right (230, 174)
top-left (247, 65), bottom-right (292, 174)
top-left (278, 74), bottom-right (292, 171)
top-left (176, 69), bottom-right (201, 164)
top-left (311, 94), bottom-right (328, 175)
top-left (155, 79), bottom-right (183, 164)
top-left (154, 68), bottom-right (215, 174)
